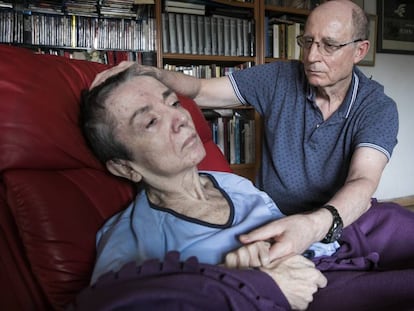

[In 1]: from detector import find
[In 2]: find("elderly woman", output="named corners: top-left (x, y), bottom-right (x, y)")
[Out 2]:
top-left (81, 67), bottom-right (331, 310)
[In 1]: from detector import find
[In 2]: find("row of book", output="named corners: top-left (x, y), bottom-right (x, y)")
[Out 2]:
top-left (162, 12), bottom-right (255, 57)
top-left (204, 110), bottom-right (256, 165)
top-left (163, 62), bottom-right (253, 79)
top-left (265, 17), bottom-right (303, 60)
top-left (0, 8), bottom-right (156, 51)
top-left (2, 0), bottom-right (154, 18)
top-left (31, 47), bottom-right (157, 65)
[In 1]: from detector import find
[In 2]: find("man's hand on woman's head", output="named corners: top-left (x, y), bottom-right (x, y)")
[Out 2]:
top-left (90, 61), bottom-right (161, 90)
top-left (90, 61), bottom-right (135, 89)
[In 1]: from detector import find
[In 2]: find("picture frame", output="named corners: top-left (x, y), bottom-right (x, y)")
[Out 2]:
top-left (377, 0), bottom-right (414, 54)
top-left (359, 14), bottom-right (377, 66)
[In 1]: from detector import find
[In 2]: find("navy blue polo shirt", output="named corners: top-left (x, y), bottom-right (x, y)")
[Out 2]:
top-left (229, 61), bottom-right (398, 215)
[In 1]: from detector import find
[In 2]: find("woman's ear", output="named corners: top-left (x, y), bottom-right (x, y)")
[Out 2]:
top-left (106, 159), bottom-right (142, 183)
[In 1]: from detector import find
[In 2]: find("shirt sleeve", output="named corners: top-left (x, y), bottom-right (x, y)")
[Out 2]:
top-left (353, 87), bottom-right (399, 160)
top-left (90, 205), bottom-right (139, 284)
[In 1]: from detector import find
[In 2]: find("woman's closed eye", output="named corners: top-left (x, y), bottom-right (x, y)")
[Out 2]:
top-left (146, 118), bottom-right (157, 129)
top-left (171, 100), bottom-right (181, 108)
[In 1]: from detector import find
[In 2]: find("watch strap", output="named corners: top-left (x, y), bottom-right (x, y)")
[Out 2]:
top-left (320, 204), bottom-right (343, 243)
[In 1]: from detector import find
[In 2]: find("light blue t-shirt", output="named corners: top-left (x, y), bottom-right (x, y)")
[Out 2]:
top-left (91, 171), bottom-right (339, 284)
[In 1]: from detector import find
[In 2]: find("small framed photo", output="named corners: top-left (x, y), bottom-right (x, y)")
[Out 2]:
top-left (359, 14), bottom-right (377, 66)
top-left (377, 0), bottom-right (414, 55)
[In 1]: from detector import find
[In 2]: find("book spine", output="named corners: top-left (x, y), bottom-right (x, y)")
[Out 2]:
top-left (230, 18), bottom-right (237, 56)
top-left (217, 17), bottom-right (224, 56)
top-left (162, 13), bottom-right (170, 53)
top-left (175, 13), bottom-right (184, 54)
top-left (204, 16), bottom-right (211, 55)
top-left (190, 14), bottom-right (198, 54)
top-left (197, 15), bottom-right (204, 55)
top-left (168, 12), bottom-right (177, 53)
top-left (210, 16), bottom-right (218, 55)
top-left (183, 14), bottom-right (191, 54)
top-left (223, 18), bottom-right (230, 56)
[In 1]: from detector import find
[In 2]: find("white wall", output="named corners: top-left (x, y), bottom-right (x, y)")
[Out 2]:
top-left (359, 56), bottom-right (414, 200)
top-left (357, 1), bottom-right (414, 200)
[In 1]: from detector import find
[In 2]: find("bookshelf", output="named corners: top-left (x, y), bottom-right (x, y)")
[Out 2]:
top-left (0, 0), bottom-right (312, 182)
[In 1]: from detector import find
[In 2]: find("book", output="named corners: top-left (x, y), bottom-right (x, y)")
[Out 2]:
top-left (190, 14), bottom-right (198, 54)
top-left (204, 16), bottom-right (211, 55)
top-left (217, 17), bottom-right (224, 56)
top-left (183, 14), bottom-right (191, 54)
top-left (197, 15), bottom-right (204, 55)
top-left (236, 18), bottom-right (243, 56)
top-left (164, 6), bottom-right (205, 16)
top-left (242, 19), bottom-right (249, 56)
top-left (211, 16), bottom-right (218, 55)
top-left (287, 22), bottom-right (301, 60)
top-left (175, 13), bottom-right (184, 53)
top-left (272, 23), bottom-right (280, 58)
top-left (162, 12), bottom-right (169, 53)
top-left (168, 12), bottom-right (177, 53)
top-left (223, 18), bottom-right (230, 56)
top-left (230, 18), bottom-right (237, 56)
top-left (165, 0), bottom-right (205, 10)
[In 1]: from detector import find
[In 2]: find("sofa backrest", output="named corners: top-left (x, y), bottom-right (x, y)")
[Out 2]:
top-left (0, 45), bottom-right (230, 309)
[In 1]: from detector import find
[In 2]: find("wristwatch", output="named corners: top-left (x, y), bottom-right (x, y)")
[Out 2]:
top-left (320, 205), bottom-right (343, 243)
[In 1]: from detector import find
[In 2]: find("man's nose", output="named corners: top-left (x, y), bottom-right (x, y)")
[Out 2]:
top-left (305, 42), bottom-right (321, 61)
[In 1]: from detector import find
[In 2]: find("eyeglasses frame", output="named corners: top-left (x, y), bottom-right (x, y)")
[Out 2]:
top-left (296, 35), bottom-right (365, 55)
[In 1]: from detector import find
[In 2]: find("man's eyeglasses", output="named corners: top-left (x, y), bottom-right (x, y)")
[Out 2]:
top-left (296, 35), bottom-right (364, 56)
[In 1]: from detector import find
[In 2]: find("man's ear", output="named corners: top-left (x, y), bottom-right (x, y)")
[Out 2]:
top-left (106, 159), bottom-right (142, 183)
top-left (354, 40), bottom-right (370, 64)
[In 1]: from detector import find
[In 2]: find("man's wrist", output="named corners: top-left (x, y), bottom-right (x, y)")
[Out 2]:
top-left (319, 205), bottom-right (343, 243)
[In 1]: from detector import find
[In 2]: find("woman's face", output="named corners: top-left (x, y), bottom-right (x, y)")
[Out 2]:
top-left (106, 75), bottom-right (206, 179)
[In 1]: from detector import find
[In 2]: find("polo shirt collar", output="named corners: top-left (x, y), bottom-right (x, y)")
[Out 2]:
top-left (306, 71), bottom-right (360, 119)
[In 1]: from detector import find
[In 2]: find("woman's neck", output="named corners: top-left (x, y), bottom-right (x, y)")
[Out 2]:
top-left (146, 172), bottom-right (231, 225)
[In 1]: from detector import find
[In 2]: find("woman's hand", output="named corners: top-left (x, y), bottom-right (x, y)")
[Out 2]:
top-left (261, 255), bottom-right (327, 310)
top-left (224, 241), bottom-right (271, 268)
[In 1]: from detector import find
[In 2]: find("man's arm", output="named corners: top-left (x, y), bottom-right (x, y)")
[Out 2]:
top-left (239, 147), bottom-right (388, 260)
top-left (90, 61), bottom-right (240, 108)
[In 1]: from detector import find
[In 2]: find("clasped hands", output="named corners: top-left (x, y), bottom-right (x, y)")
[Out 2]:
top-left (224, 215), bottom-right (327, 311)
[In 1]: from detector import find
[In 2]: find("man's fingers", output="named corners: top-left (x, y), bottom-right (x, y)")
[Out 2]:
top-left (89, 61), bottom-right (134, 89)
top-left (239, 221), bottom-right (281, 244)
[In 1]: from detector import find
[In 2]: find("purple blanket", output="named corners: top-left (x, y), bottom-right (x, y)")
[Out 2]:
top-left (69, 200), bottom-right (414, 310)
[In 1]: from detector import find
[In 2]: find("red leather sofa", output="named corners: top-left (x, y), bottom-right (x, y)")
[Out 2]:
top-left (0, 45), bottom-right (231, 310)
